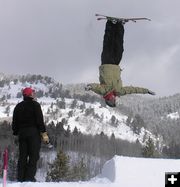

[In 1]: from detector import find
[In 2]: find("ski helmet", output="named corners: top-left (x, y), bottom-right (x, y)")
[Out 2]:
top-left (22, 87), bottom-right (35, 97)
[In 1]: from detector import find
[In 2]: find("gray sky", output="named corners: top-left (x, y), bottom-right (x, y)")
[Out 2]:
top-left (0, 0), bottom-right (180, 96)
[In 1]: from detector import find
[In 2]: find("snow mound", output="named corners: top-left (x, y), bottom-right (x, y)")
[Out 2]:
top-left (99, 156), bottom-right (180, 187)
top-left (2, 156), bottom-right (180, 187)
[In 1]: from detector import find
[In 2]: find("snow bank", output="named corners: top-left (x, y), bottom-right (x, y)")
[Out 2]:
top-left (1, 156), bottom-right (180, 187)
top-left (2, 182), bottom-right (112, 187)
top-left (99, 155), bottom-right (180, 187)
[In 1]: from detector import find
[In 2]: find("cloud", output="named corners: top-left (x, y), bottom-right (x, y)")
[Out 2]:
top-left (0, 0), bottom-right (180, 96)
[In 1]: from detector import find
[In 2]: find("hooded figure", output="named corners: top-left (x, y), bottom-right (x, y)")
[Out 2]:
top-left (85, 20), bottom-right (155, 107)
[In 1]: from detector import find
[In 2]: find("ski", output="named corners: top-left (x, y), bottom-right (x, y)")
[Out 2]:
top-left (95, 13), bottom-right (151, 23)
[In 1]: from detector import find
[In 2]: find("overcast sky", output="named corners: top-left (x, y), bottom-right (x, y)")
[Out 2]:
top-left (0, 0), bottom-right (180, 96)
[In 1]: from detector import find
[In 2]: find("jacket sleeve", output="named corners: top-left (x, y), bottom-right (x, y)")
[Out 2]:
top-left (89, 83), bottom-right (113, 96)
top-left (12, 106), bottom-right (19, 136)
top-left (117, 86), bottom-right (150, 96)
top-left (34, 102), bottom-right (46, 133)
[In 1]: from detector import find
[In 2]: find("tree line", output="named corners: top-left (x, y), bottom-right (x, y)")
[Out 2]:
top-left (117, 94), bottom-right (180, 151)
top-left (0, 119), bottom-right (161, 181)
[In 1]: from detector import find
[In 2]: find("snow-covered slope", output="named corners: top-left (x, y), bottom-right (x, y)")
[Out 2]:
top-left (2, 94), bottom-right (158, 145)
top-left (2, 156), bottom-right (180, 187)
top-left (0, 74), bottom-right (159, 144)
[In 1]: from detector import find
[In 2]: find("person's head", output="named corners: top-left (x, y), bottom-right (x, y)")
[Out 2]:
top-left (22, 87), bottom-right (35, 99)
top-left (103, 91), bottom-right (116, 107)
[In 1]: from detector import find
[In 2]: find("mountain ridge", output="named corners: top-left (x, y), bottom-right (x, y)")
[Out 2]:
top-left (0, 73), bottom-right (180, 151)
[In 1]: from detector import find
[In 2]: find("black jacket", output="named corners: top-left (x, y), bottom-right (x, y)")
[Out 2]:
top-left (12, 97), bottom-right (46, 136)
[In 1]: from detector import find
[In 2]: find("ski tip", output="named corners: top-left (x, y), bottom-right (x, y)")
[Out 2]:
top-left (97, 17), bottom-right (106, 21)
top-left (141, 17), bottom-right (151, 21)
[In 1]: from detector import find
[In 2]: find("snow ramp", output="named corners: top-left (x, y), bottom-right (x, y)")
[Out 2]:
top-left (2, 156), bottom-right (180, 187)
top-left (99, 155), bottom-right (180, 187)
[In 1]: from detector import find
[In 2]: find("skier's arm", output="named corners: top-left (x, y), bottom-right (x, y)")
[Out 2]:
top-left (12, 106), bottom-right (19, 136)
top-left (117, 86), bottom-right (154, 96)
top-left (34, 102), bottom-right (51, 144)
top-left (34, 102), bottom-right (46, 133)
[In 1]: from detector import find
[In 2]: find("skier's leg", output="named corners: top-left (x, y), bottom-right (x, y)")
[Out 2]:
top-left (114, 21), bottom-right (124, 65)
top-left (17, 138), bottom-right (28, 182)
top-left (101, 20), bottom-right (124, 65)
top-left (25, 133), bottom-right (41, 182)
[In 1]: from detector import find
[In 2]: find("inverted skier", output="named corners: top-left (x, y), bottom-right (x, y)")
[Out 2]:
top-left (85, 19), bottom-right (155, 107)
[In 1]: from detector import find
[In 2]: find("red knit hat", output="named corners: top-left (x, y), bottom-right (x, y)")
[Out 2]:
top-left (103, 90), bottom-right (116, 107)
top-left (103, 91), bottom-right (116, 100)
top-left (22, 87), bottom-right (35, 97)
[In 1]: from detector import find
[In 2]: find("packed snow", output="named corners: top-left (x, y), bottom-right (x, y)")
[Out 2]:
top-left (1, 156), bottom-right (180, 187)
top-left (167, 112), bottom-right (179, 120)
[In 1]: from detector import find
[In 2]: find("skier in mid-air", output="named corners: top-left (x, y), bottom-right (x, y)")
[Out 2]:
top-left (85, 16), bottom-right (155, 107)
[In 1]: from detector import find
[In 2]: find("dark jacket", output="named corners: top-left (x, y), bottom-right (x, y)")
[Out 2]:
top-left (12, 97), bottom-right (46, 136)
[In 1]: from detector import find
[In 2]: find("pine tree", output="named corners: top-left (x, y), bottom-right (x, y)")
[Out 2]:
top-left (73, 126), bottom-right (79, 136)
top-left (79, 102), bottom-right (86, 111)
top-left (131, 114), bottom-right (145, 135)
top-left (142, 137), bottom-right (156, 158)
top-left (46, 150), bottom-right (71, 182)
top-left (46, 151), bottom-right (88, 182)
top-left (110, 115), bottom-right (117, 127)
top-left (71, 99), bottom-right (78, 109)
top-left (68, 110), bottom-right (73, 117)
top-left (70, 158), bottom-right (88, 181)
top-left (64, 125), bottom-right (71, 137)
top-left (4, 105), bottom-right (10, 117)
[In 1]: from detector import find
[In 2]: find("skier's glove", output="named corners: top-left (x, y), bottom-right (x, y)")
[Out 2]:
top-left (148, 90), bottom-right (156, 95)
top-left (85, 84), bottom-right (92, 91)
top-left (41, 132), bottom-right (50, 144)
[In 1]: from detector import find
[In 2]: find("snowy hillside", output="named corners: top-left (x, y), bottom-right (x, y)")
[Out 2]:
top-left (1, 156), bottom-right (180, 187)
top-left (2, 96), bottom-right (157, 144)
top-left (0, 73), bottom-right (159, 145)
